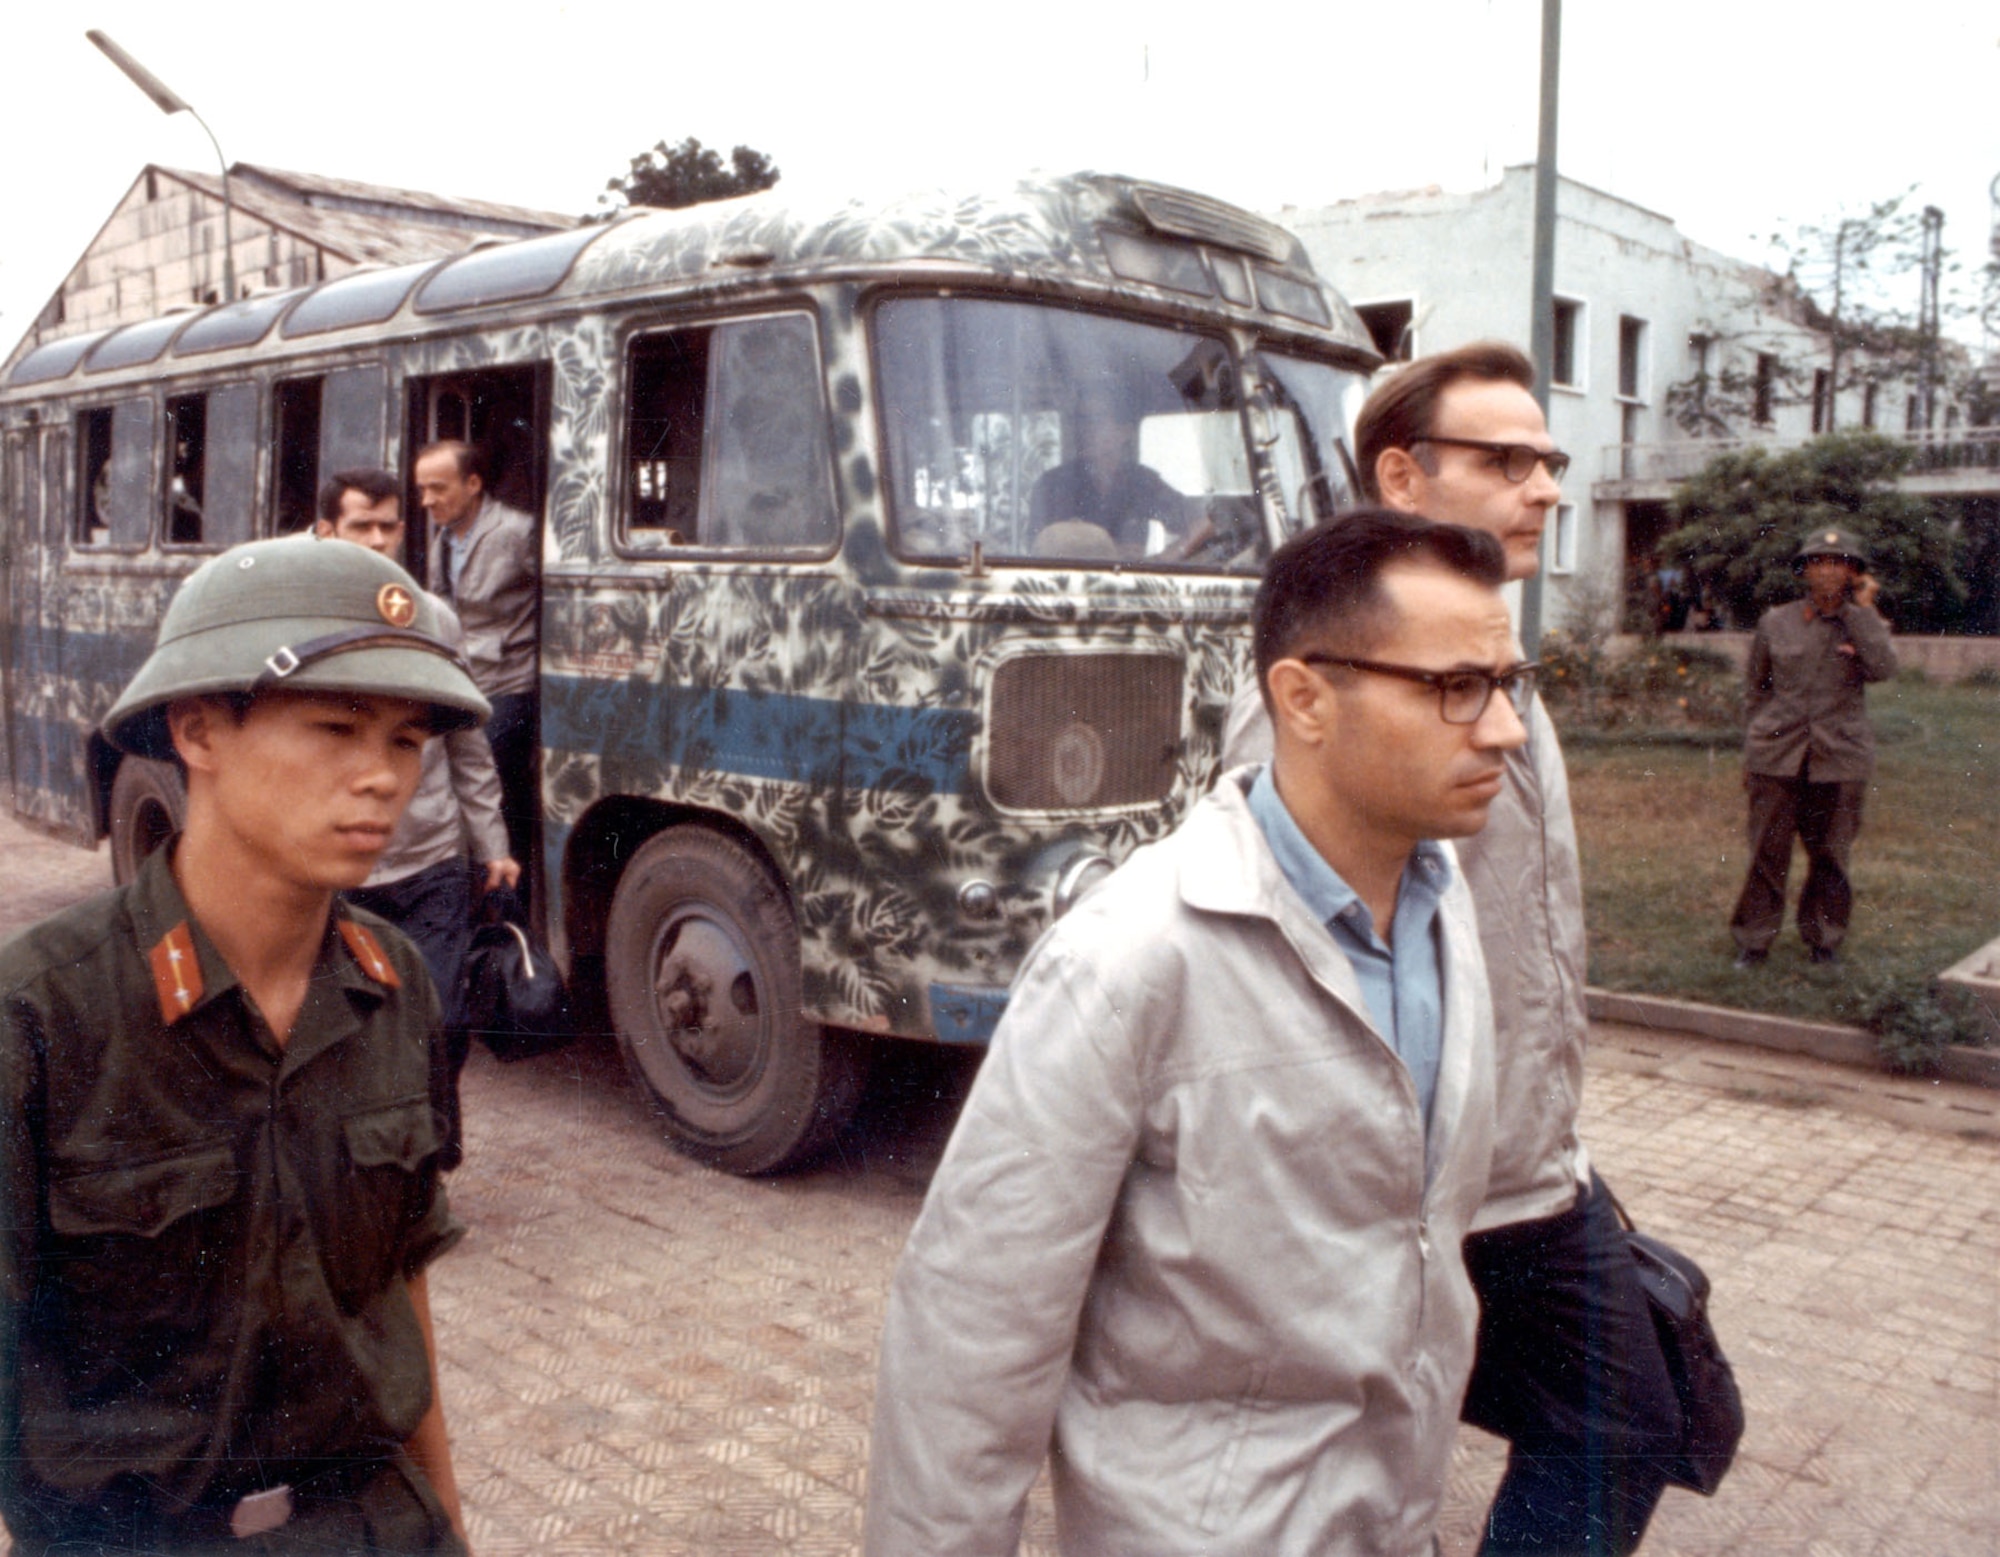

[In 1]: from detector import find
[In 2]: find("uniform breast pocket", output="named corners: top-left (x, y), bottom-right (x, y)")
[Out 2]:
top-left (48, 1143), bottom-right (241, 1341)
top-left (328, 1094), bottom-right (441, 1313)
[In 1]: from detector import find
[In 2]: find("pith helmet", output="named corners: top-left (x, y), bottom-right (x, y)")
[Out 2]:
top-left (1793, 527), bottom-right (1867, 569)
top-left (104, 534), bottom-right (491, 759)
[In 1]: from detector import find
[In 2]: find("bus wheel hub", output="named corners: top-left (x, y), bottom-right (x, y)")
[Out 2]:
top-left (655, 917), bottom-right (761, 1087)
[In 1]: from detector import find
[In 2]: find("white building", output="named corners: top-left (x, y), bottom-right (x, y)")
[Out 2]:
top-left (1271, 166), bottom-right (1933, 627)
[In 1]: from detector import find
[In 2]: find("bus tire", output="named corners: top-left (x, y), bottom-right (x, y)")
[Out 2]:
top-left (606, 825), bottom-right (862, 1175)
top-left (109, 757), bottom-right (186, 886)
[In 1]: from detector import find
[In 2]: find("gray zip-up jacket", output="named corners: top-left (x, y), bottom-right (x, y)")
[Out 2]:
top-left (363, 594), bottom-right (509, 888)
top-left (430, 497), bottom-right (538, 699)
top-left (865, 772), bottom-right (1495, 1556)
top-left (1742, 598), bottom-right (1898, 783)
top-left (1223, 680), bottom-right (1587, 1229)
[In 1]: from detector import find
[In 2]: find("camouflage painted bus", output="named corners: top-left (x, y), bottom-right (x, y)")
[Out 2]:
top-left (0, 171), bottom-right (1377, 1171)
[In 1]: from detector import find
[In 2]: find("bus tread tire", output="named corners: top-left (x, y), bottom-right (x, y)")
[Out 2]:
top-left (605, 824), bottom-right (862, 1175)
top-left (108, 757), bottom-right (186, 886)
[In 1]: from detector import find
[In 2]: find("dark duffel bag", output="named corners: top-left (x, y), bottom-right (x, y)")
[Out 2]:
top-left (461, 888), bottom-right (574, 1062)
top-left (1615, 1196), bottom-right (1746, 1496)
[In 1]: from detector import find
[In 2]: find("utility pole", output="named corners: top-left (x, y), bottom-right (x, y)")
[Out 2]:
top-left (1917, 204), bottom-right (1944, 433)
top-left (1522, 0), bottom-right (1561, 655)
top-left (86, 30), bottom-right (235, 304)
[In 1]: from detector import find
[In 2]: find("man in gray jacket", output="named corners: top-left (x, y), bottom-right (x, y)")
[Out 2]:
top-left (1729, 526), bottom-right (1898, 967)
top-left (415, 440), bottom-right (539, 879)
top-left (1225, 344), bottom-right (1682, 1553)
top-left (319, 469), bottom-right (520, 1166)
top-left (867, 512), bottom-right (1528, 1556)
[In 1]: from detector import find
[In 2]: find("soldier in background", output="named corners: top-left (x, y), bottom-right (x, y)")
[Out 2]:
top-left (0, 535), bottom-right (485, 1553)
top-left (1730, 526), bottom-right (1898, 968)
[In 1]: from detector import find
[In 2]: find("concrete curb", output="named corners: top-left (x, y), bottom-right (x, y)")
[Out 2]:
top-left (1585, 988), bottom-right (2000, 1090)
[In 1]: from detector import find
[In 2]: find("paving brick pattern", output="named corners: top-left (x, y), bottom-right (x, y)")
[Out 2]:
top-left (1, 812), bottom-right (1995, 1554)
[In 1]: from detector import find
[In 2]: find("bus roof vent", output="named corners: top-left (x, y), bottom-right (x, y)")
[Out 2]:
top-left (7, 330), bottom-right (110, 386)
top-left (1131, 187), bottom-right (1292, 265)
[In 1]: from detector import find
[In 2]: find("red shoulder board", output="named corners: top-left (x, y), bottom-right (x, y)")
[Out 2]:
top-left (337, 920), bottom-right (403, 989)
top-left (148, 922), bottom-right (204, 1024)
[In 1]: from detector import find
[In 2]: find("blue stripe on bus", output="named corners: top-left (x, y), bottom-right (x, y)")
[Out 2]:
top-left (929, 982), bottom-right (1009, 1045)
top-left (4, 624), bottom-right (153, 691)
top-left (540, 674), bottom-right (977, 795)
top-left (4, 626), bottom-right (978, 804)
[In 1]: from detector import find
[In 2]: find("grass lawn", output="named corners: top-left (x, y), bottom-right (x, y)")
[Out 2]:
top-left (1561, 674), bottom-right (1999, 1033)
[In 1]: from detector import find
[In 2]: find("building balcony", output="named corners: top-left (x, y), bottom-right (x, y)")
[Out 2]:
top-left (1593, 427), bottom-right (2000, 502)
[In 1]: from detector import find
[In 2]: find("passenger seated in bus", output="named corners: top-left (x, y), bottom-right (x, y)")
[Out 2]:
top-left (1029, 389), bottom-right (1212, 562)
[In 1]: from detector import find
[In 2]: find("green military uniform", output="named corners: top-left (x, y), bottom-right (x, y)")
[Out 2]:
top-left (0, 846), bottom-right (465, 1554)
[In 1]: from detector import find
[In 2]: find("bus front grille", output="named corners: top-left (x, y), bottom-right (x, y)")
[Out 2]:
top-left (985, 651), bottom-right (1183, 812)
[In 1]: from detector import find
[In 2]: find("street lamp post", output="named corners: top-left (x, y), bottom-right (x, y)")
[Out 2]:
top-left (85, 29), bottom-right (235, 304)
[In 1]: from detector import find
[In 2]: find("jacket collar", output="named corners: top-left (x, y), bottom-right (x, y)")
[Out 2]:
top-left (128, 843), bottom-right (398, 1056)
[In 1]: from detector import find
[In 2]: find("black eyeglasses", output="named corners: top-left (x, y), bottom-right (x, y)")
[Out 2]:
top-left (1413, 436), bottom-right (1570, 484)
top-left (1298, 654), bottom-right (1540, 724)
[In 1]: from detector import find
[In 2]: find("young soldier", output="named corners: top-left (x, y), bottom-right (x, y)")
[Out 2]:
top-left (1226, 343), bottom-right (1683, 1554)
top-left (0, 534), bottom-right (487, 1554)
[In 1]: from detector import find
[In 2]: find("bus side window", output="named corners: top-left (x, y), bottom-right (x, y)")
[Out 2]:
top-left (273, 377), bottom-right (323, 533)
top-left (75, 400), bottom-right (152, 550)
top-left (624, 314), bottom-right (836, 554)
top-left (704, 316), bottom-right (837, 552)
top-left (164, 384), bottom-right (255, 549)
top-left (626, 330), bottom-right (708, 548)
top-left (164, 394), bottom-right (206, 544)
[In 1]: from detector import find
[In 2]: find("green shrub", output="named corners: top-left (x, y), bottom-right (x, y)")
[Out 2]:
top-left (1540, 633), bottom-right (1741, 735)
top-left (1863, 979), bottom-right (1992, 1074)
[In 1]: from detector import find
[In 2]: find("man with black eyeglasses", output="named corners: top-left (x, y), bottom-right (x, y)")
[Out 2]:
top-left (869, 512), bottom-right (1526, 1555)
top-left (1227, 342), bottom-right (1684, 1555)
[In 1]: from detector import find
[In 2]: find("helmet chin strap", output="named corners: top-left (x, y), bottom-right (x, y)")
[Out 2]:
top-left (252, 627), bottom-right (469, 691)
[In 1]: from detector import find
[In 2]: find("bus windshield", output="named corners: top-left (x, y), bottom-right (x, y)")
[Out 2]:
top-left (1255, 350), bottom-right (1370, 534)
top-left (876, 297), bottom-right (1268, 572)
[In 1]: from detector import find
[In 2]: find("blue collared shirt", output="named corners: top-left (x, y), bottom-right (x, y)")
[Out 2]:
top-left (1248, 764), bottom-right (1451, 1124)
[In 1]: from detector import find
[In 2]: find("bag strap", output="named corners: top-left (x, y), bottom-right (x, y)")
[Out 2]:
top-left (500, 921), bottom-right (536, 978)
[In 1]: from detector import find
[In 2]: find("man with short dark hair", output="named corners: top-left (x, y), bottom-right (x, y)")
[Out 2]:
top-left (0, 535), bottom-right (483, 1553)
top-left (319, 470), bottom-right (520, 1166)
top-left (1729, 526), bottom-right (1897, 967)
top-left (868, 511), bottom-right (1528, 1556)
top-left (1227, 342), bottom-right (1684, 1554)
top-left (414, 439), bottom-right (538, 879)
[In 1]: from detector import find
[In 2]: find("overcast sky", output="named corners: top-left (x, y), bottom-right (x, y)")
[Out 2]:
top-left (4, 1), bottom-right (1995, 354)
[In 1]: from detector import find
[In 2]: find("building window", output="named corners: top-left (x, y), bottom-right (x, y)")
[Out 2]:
top-left (1905, 394), bottom-right (1920, 432)
top-left (1551, 298), bottom-right (1583, 389)
top-left (1617, 315), bottom-right (1648, 401)
top-left (1810, 369), bottom-right (1831, 434)
top-left (1354, 299), bottom-right (1415, 362)
top-left (1862, 381), bottom-right (1878, 429)
top-left (1753, 353), bottom-right (1778, 425)
top-left (1548, 503), bottom-right (1578, 574)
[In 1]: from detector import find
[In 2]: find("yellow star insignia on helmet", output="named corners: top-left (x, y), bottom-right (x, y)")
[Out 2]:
top-left (376, 583), bottom-right (417, 627)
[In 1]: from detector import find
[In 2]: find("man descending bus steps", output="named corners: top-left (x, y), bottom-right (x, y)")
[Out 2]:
top-left (0, 535), bottom-right (485, 1555)
top-left (318, 468), bottom-right (522, 1169)
top-left (415, 439), bottom-right (539, 882)
top-left (868, 513), bottom-right (1526, 1556)
top-left (1225, 343), bottom-right (1685, 1554)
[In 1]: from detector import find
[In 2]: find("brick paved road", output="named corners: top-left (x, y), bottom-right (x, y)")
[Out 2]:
top-left (3, 812), bottom-right (1997, 1554)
